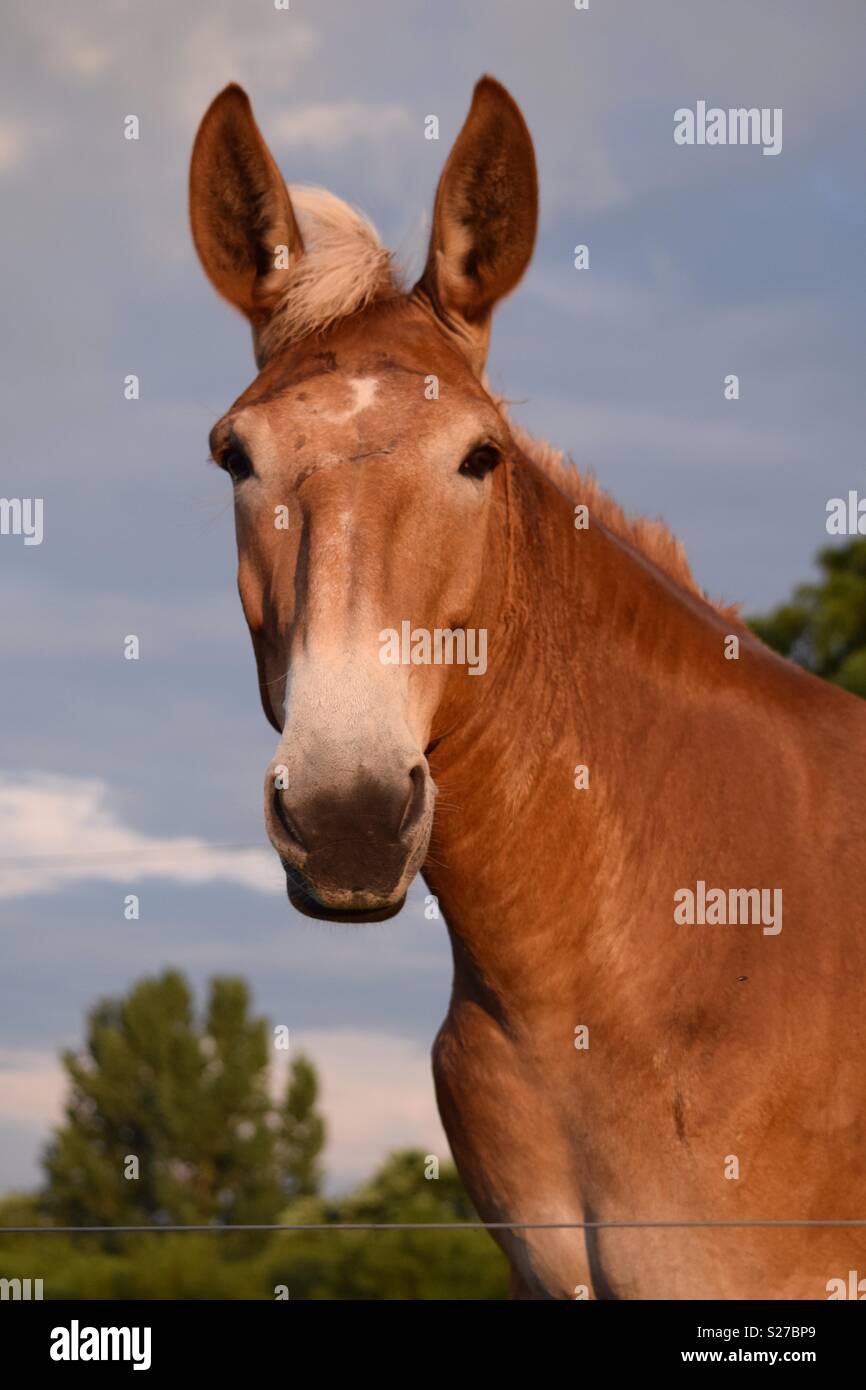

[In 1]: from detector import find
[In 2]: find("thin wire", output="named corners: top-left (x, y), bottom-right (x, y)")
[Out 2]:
top-left (4, 1219), bottom-right (866, 1234)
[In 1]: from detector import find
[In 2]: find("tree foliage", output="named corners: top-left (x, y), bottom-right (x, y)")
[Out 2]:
top-left (42, 971), bottom-right (324, 1227)
top-left (282, 1055), bottom-right (325, 1199)
top-left (749, 538), bottom-right (866, 697)
top-left (22, 971), bottom-right (508, 1296)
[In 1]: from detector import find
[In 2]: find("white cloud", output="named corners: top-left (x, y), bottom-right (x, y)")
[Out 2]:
top-left (0, 1050), bottom-right (66, 1127)
top-left (0, 117), bottom-right (56, 178)
top-left (174, 12), bottom-right (320, 130)
top-left (56, 43), bottom-right (113, 79)
top-left (271, 100), bottom-right (413, 153)
top-left (275, 1030), bottom-right (447, 1189)
top-left (0, 773), bottom-right (282, 900)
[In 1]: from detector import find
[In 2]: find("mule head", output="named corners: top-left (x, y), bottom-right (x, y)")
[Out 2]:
top-left (189, 77), bottom-right (537, 922)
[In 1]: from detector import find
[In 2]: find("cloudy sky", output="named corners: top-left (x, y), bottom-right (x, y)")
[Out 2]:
top-left (1, 0), bottom-right (864, 1195)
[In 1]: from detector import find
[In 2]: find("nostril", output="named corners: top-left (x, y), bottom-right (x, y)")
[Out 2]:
top-left (399, 763), bottom-right (428, 841)
top-left (273, 788), bottom-right (307, 851)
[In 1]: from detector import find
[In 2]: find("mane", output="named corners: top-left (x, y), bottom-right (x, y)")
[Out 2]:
top-left (258, 186), bottom-right (737, 620)
top-left (506, 420), bottom-right (740, 621)
top-left (256, 185), bottom-right (399, 360)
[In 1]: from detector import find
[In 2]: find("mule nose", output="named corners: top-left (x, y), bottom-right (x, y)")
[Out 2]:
top-left (273, 761), bottom-right (428, 854)
top-left (399, 763), bottom-right (428, 840)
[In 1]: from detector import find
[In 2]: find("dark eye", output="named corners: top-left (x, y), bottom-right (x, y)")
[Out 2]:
top-left (459, 444), bottom-right (501, 480)
top-left (222, 447), bottom-right (253, 483)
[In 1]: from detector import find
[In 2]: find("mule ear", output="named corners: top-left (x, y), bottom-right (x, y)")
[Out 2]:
top-left (189, 84), bottom-right (303, 335)
top-left (413, 76), bottom-right (538, 373)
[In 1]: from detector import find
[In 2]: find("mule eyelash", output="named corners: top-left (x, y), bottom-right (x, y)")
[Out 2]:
top-left (459, 444), bottom-right (501, 480)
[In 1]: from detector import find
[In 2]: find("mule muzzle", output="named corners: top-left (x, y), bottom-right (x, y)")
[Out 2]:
top-left (264, 762), bottom-right (433, 922)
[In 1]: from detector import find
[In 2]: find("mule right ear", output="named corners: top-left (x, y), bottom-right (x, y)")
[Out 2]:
top-left (189, 84), bottom-right (303, 335)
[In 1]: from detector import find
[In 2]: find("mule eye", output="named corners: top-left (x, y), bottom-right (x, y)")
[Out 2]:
top-left (222, 447), bottom-right (253, 483)
top-left (459, 444), bottom-right (501, 480)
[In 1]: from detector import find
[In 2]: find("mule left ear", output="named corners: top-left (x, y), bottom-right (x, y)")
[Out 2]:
top-left (413, 76), bottom-right (538, 374)
top-left (189, 84), bottom-right (303, 343)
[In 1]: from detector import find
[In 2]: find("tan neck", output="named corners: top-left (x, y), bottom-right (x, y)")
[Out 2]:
top-left (424, 452), bottom-right (755, 1027)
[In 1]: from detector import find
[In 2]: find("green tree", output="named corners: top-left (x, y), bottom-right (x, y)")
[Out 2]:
top-left (750, 537), bottom-right (866, 697)
top-left (280, 1054), bottom-right (325, 1198)
top-left (41, 971), bottom-right (319, 1228)
top-left (0, 1152), bottom-right (510, 1298)
top-left (24, 972), bottom-right (508, 1296)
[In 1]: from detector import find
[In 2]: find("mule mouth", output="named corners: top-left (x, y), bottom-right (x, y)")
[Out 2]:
top-left (283, 863), bottom-right (407, 924)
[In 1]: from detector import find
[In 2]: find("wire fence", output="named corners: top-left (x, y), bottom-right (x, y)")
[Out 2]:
top-left (4, 1219), bottom-right (866, 1234)
top-left (2, 859), bottom-right (863, 1240)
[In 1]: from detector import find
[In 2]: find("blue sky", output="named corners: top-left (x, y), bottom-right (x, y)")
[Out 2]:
top-left (1, 0), bottom-right (864, 1192)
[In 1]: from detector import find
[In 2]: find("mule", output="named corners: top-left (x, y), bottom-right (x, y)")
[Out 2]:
top-left (189, 76), bottom-right (866, 1299)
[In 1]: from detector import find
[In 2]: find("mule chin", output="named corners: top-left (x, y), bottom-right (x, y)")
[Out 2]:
top-left (289, 888), bottom-right (407, 924)
top-left (283, 863), bottom-right (407, 924)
